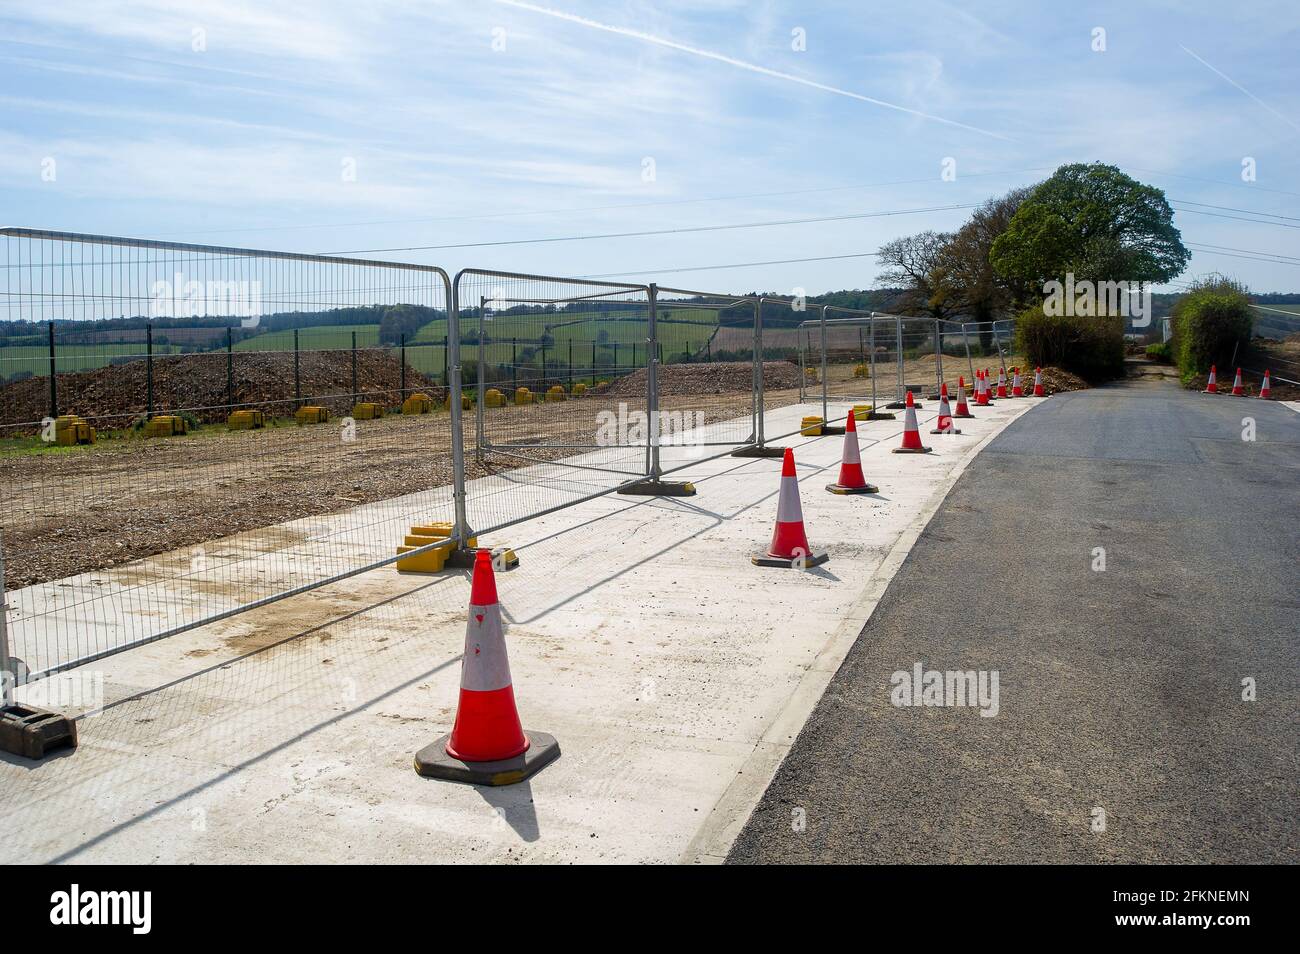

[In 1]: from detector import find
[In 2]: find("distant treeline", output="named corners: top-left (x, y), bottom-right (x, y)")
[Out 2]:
top-left (0, 303), bottom-right (448, 348)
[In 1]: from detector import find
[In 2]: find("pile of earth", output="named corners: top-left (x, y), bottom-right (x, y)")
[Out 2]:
top-left (1032, 366), bottom-right (1089, 395)
top-left (0, 351), bottom-right (442, 430)
top-left (597, 361), bottom-right (801, 398)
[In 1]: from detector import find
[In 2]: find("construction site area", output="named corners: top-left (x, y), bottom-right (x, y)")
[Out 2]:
top-left (1, 228), bottom-right (1294, 869)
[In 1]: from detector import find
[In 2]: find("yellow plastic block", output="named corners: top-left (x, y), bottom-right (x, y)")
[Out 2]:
top-left (143, 415), bottom-right (186, 437)
top-left (800, 416), bottom-right (824, 436)
top-left (853, 364), bottom-right (870, 378)
top-left (545, 385), bottom-right (566, 402)
top-left (445, 393), bottom-right (472, 410)
top-left (395, 545), bottom-right (448, 573)
top-left (852, 404), bottom-right (873, 421)
top-left (227, 409), bottom-right (265, 430)
top-left (484, 388), bottom-right (506, 408)
top-left (804, 368), bottom-right (819, 383)
top-left (572, 383), bottom-right (587, 397)
top-left (402, 393), bottom-right (434, 415)
top-left (514, 387), bottom-right (534, 406)
top-left (352, 402), bottom-right (385, 420)
top-left (54, 415), bottom-right (95, 446)
top-left (409, 522), bottom-right (477, 548)
top-left (295, 406), bottom-right (329, 425)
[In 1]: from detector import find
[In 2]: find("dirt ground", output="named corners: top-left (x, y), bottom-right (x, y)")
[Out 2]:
top-left (0, 386), bottom-right (800, 589)
top-left (1, 354), bottom-right (1081, 590)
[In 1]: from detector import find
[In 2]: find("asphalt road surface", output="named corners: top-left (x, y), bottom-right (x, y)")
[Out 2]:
top-left (728, 378), bottom-right (1298, 864)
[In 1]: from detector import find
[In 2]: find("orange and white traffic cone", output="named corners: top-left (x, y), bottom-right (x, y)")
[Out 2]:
top-left (1205, 365), bottom-right (1218, 393)
top-left (1032, 367), bottom-right (1045, 397)
top-left (975, 371), bottom-right (988, 406)
top-left (1259, 370), bottom-right (1272, 399)
top-left (1011, 368), bottom-right (1023, 397)
top-left (414, 549), bottom-right (560, 784)
top-left (826, 412), bottom-right (879, 495)
top-left (930, 383), bottom-right (961, 435)
top-left (754, 448), bottom-right (829, 567)
top-left (893, 391), bottom-right (932, 454)
top-left (1231, 367), bottom-right (1245, 396)
top-left (954, 376), bottom-right (974, 418)
top-left (996, 366), bottom-right (1008, 399)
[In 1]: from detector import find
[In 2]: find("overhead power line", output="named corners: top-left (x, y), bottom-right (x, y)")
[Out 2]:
top-left (324, 203), bottom-right (977, 255)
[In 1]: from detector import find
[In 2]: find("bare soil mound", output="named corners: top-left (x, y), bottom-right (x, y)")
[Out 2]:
top-left (1, 351), bottom-right (441, 429)
top-left (599, 361), bottom-right (801, 398)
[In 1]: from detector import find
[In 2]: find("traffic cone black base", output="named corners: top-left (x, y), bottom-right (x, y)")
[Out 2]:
top-left (617, 479), bottom-right (697, 497)
top-left (929, 426), bottom-right (961, 434)
top-left (731, 444), bottom-right (787, 458)
top-left (751, 550), bottom-right (830, 569)
top-left (826, 481), bottom-right (879, 495)
top-left (415, 731), bottom-right (561, 786)
top-left (891, 446), bottom-right (933, 454)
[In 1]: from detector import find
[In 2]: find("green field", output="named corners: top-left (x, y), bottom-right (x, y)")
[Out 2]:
top-left (1250, 304), bottom-right (1300, 339)
top-left (0, 342), bottom-right (184, 381)
top-left (232, 324), bottom-right (382, 353)
top-left (0, 309), bottom-right (722, 384)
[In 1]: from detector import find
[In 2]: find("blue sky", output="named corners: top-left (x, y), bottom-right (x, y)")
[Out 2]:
top-left (1, 0), bottom-right (1297, 294)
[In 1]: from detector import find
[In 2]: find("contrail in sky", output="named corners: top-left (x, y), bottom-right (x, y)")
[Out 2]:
top-left (493, 0), bottom-right (1017, 142)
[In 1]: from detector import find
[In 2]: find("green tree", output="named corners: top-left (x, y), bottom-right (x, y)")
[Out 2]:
top-left (876, 230), bottom-right (960, 320)
top-left (990, 163), bottom-right (1189, 305)
top-left (938, 186), bottom-right (1032, 350)
top-left (1171, 275), bottom-right (1253, 381)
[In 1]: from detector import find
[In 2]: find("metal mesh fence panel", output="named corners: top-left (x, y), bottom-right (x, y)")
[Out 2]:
top-left (453, 269), bottom-right (653, 536)
top-left (0, 228), bottom-right (456, 683)
top-left (652, 288), bottom-right (761, 473)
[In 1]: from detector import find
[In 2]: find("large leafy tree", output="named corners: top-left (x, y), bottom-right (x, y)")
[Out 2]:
top-left (990, 163), bottom-right (1189, 304)
top-left (938, 186), bottom-right (1032, 347)
top-left (875, 230), bottom-right (960, 320)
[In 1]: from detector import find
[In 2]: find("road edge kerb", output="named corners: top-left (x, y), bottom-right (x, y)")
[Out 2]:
top-left (680, 400), bottom-right (1041, 864)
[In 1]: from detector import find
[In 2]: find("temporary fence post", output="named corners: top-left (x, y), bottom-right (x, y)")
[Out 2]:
top-left (859, 327), bottom-right (865, 366)
top-left (591, 340), bottom-right (596, 386)
top-left (729, 296), bottom-right (783, 459)
top-left (752, 298), bottom-right (763, 437)
top-left (400, 333), bottom-right (407, 396)
top-left (992, 320), bottom-right (1006, 367)
top-left (755, 297), bottom-right (766, 445)
top-left (798, 323), bottom-right (806, 403)
top-left (512, 337), bottom-right (518, 392)
top-left (870, 315), bottom-right (878, 412)
top-left (351, 330), bottom-right (358, 401)
top-left (895, 315), bottom-right (904, 404)
top-left (963, 323), bottom-right (975, 385)
top-left (294, 328), bottom-right (301, 407)
top-left (449, 285), bottom-right (471, 545)
top-left (226, 326), bottom-right (234, 409)
top-left (934, 319), bottom-right (943, 396)
top-left (146, 322), bottom-right (154, 417)
top-left (476, 297), bottom-right (487, 456)
top-left (647, 284), bottom-right (660, 480)
top-left (568, 339), bottom-right (573, 388)
top-left (0, 532), bottom-right (11, 708)
top-left (47, 321), bottom-right (58, 419)
top-left (820, 305), bottom-right (829, 424)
